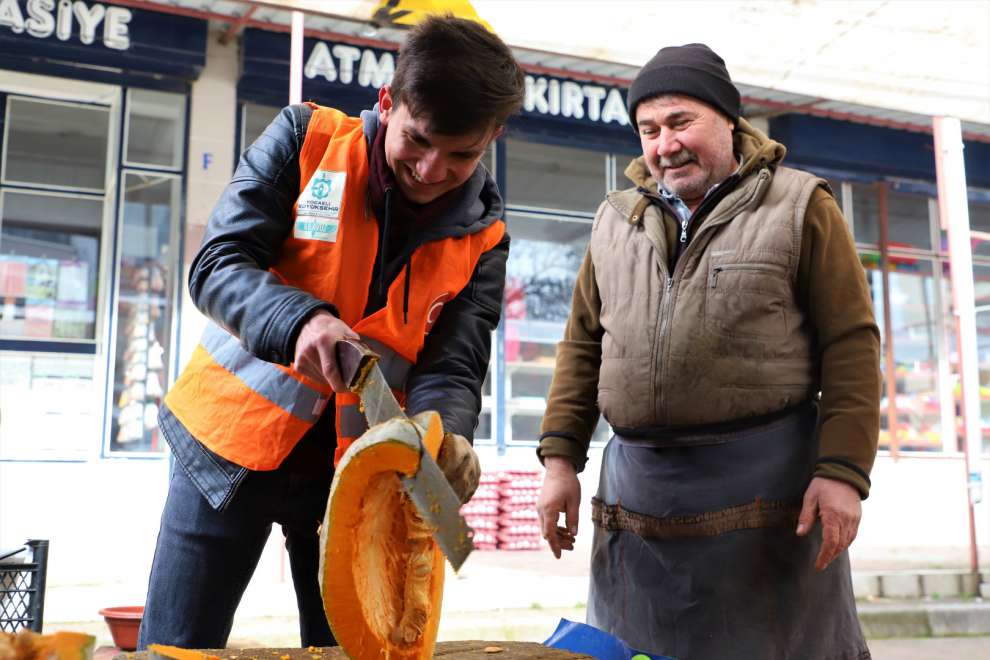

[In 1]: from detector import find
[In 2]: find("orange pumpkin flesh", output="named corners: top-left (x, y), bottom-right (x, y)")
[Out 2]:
top-left (1, 631), bottom-right (95, 660)
top-left (319, 411), bottom-right (446, 660)
top-left (147, 645), bottom-right (221, 660)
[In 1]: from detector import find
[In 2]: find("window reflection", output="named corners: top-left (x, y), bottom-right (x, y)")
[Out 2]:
top-left (109, 173), bottom-right (180, 453)
top-left (503, 213), bottom-right (596, 444)
top-left (3, 97), bottom-right (109, 190)
top-left (888, 190), bottom-right (933, 250)
top-left (0, 191), bottom-right (101, 340)
top-left (505, 138), bottom-right (607, 213)
top-left (864, 254), bottom-right (943, 451)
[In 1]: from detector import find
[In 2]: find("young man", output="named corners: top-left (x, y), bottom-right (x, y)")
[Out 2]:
top-left (537, 43), bottom-right (880, 658)
top-left (138, 16), bottom-right (524, 649)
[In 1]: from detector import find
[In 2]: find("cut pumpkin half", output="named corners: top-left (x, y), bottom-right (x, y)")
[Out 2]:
top-left (319, 411), bottom-right (446, 660)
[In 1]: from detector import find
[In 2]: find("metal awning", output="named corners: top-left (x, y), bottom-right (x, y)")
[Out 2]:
top-left (111, 0), bottom-right (990, 142)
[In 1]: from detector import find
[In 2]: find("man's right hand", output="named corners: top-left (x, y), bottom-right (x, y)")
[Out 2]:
top-left (537, 456), bottom-right (581, 559)
top-left (293, 311), bottom-right (359, 392)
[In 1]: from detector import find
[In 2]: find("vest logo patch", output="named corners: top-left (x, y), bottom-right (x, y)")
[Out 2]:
top-left (425, 292), bottom-right (452, 334)
top-left (295, 170), bottom-right (346, 242)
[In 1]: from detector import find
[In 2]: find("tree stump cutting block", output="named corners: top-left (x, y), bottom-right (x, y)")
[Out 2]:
top-left (119, 642), bottom-right (594, 660)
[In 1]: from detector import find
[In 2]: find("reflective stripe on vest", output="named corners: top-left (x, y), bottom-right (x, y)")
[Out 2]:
top-left (200, 323), bottom-right (328, 424)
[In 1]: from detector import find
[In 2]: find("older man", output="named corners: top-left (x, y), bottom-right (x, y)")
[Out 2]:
top-left (537, 43), bottom-right (880, 659)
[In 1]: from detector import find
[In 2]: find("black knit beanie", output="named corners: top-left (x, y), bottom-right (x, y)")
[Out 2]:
top-left (626, 43), bottom-right (740, 127)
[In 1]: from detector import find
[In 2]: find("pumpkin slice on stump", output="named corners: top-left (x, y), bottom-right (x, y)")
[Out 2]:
top-left (319, 411), bottom-right (447, 660)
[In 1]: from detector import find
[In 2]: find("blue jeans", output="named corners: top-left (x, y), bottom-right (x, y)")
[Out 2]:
top-left (137, 461), bottom-right (336, 649)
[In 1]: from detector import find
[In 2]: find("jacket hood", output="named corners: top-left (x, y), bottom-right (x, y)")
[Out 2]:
top-left (623, 117), bottom-right (787, 190)
top-left (360, 107), bottom-right (504, 244)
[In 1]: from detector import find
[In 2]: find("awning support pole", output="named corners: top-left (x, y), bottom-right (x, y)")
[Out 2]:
top-left (934, 116), bottom-right (982, 575)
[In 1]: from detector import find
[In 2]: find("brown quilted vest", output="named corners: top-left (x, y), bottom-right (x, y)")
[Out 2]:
top-left (591, 165), bottom-right (825, 429)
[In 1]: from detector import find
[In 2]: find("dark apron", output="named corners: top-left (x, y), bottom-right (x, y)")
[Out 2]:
top-left (587, 403), bottom-right (870, 660)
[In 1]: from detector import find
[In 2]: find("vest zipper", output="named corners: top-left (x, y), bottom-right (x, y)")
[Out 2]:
top-left (654, 168), bottom-right (772, 424)
top-left (679, 218), bottom-right (689, 244)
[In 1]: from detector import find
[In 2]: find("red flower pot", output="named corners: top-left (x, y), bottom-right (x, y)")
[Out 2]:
top-left (98, 606), bottom-right (144, 651)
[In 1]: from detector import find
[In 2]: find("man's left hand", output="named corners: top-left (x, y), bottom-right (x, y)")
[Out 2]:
top-left (436, 432), bottom-right (480, 504)
top-left (796, 476), bottom-right (862, 572)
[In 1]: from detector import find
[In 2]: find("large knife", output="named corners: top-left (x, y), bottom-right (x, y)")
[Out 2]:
top-left (335, 339), bottom-right (475, 571)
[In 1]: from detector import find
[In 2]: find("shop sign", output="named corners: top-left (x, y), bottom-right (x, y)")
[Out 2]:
top-left (301, 39), bottom-right (629, 126)
top-left (523, 75), bottom-right (629, 126)
top-left (0, 1), bottom-right (206, 81)
top-left (303, 41), bottom-right (395, 89)
top-left (0, 0), bottom-right (131, 50)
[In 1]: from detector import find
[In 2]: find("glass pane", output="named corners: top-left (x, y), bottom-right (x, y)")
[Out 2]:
top-left (476, 411), bottom-right (491, 442)
top-left (126, 89), bottom-right (185, 168)
top-left (878, 258), bottom-right (942, 451)
top-left (852, 183), bottom-right (880, 245)
top-left (505, 138), bottom-right (606, 213)
top-left (3, 98), bottom-right (109, 190)
top-left (0, 192), bottom-right (102, 340)
top-left (242, 102), bottom-right (281, 150)
top-left (888, 191), bottom-right (932, 250)
top-left (970, 202), bottom-right (990, 258)
top-left (108, 173), bottom-right (179, 453)
top-left (503, 214), bottom-right (590, 445)
top-left (0, 353), bottom-right (98, 459)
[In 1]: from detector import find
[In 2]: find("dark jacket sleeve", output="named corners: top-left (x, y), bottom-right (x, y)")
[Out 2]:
top-left (188, 103), bottom-right (335, 366)
top-left (403, 233), bottom-right (509, 442)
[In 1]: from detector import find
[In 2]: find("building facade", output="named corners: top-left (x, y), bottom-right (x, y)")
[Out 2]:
top-left (1, 2), bottom-right (989, 588)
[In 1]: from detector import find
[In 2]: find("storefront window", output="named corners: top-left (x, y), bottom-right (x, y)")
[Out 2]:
top-left (505, 138), bottom-right (607, 213)
top-left (0, 191), bottom-right (102, 340)
top-left (0, 353), bottom-right (100, 459)
top-left (970, 201), bottom-right (990, 258)
top-left (875, 257), bottom-right (942, 451)
top-left (502, 212), bottom-right (610, 445)
top-left (125, 89), bottom-right (185, 169)
top-left (852, 183), bottom-right (880, 246)
top-left (2, 97), bottom-right (110, 191)
top-left (943, 263), bottom-right (990, 454)
top-left (887, 190), bottom-right (933, 250)
top-left (107, 172), bottom-right (180, 454)
top-left (242, 102), bottom-right (280, 150)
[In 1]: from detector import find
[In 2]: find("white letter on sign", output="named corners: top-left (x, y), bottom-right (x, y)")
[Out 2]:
top-left (332, 44), bottom-right (361, 84)
top-left (305, 41), bottom-right (337, 81)
top-left (26, 0), bottom-right (55, 38)
top-left (103, 5), bottom-right (130, 50)
top-left (0, 0), bottom-right (25, 33)
top-left (73, 1), bottom-right (104, 45)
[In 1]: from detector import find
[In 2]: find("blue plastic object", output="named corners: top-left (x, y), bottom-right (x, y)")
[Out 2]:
top-left (543, 618), bottom-right (675, 660)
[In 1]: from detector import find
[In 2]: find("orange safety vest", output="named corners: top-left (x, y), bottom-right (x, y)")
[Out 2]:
top-left (166, 105), bottom-right (505, 470)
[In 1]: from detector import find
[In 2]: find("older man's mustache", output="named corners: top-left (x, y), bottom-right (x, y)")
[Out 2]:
top-left (659, 151), bottom-right (696, 169)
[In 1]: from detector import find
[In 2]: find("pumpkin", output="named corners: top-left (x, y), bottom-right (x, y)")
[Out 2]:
top-left (319, 411), bottom-right (446, 659)
top-left (147, 645), bottom-right (221, 660)
top-left (0, 630), bottom-right (95, 660)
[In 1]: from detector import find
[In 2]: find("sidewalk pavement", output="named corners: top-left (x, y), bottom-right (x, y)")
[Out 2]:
top-left (38, 542), bottom-right (990, 649)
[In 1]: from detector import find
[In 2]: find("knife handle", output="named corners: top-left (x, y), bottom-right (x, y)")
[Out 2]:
top-left (335, 339), bottom-right (379, 392)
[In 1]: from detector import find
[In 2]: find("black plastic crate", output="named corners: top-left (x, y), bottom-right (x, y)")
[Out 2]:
top-left (0, 539), bottom-right (49, 633)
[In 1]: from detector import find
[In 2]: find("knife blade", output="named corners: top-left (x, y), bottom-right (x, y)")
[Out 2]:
top-left (336, 339), bottom-right (475, 571)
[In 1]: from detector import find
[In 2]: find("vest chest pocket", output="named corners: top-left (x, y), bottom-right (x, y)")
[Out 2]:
top-left (705, 262), bottom-right (790, 339)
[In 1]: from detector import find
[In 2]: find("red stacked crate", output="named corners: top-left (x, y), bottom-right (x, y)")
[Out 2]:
top-left (497, 470), bottom-right (543, 550)
top-left (460, 472), bottom-right (501, 550)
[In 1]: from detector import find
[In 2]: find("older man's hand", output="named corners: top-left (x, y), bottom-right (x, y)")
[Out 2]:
top-left (796, 476), bottom-right (862, 571)
top-left (436, 432), bottom-right (480, 504)
top-left (537, 456), bottom-right (581, 559)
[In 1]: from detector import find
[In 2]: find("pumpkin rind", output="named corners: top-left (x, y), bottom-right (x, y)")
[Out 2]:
top-left (319, 411), bottom-right (446, 659)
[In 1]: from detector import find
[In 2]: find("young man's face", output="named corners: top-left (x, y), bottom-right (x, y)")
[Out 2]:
top-left (378, 86), bottom-right (500, 204)
top-left (636, 94), bottom-right (736, 210)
